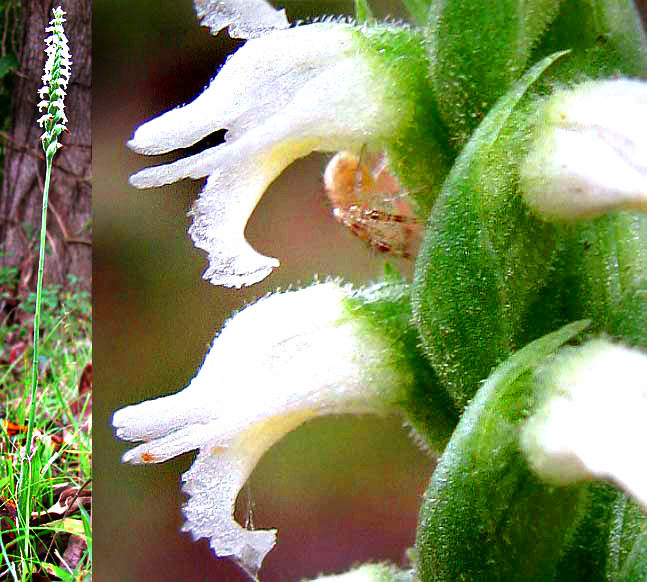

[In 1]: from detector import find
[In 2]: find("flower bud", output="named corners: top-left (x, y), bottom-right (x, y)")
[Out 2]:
top-left (521, 339), bottom-right (647, 510)
top-left (520, 79), bottom-right (647, 221)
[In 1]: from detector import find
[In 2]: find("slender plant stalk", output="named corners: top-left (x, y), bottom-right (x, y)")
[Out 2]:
top-left (26, 156), bottom-right (52, 440)
top-left (0, 529), bottom-right (18, 582)
top-left (18, 157), bottom-right (51, 544)
top-left (16, 5), bottom-right (71, 567)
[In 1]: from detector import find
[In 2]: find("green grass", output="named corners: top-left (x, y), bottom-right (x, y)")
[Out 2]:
top-left (0, 277), bottom-right (91, 581)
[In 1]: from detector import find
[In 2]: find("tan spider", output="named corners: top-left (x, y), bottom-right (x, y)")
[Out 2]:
top-left (323, 149), bottom-right (421, 258)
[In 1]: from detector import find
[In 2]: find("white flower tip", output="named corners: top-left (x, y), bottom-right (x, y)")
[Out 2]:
top-left (188, 208), bottom-right (280, 287)
top-left (200, 249), bottom-right (279, 288)
top-left (127, 111), bottom-right (189, 156)
top-left (194, 0), bottom-right (289, 39)
top-left (114, 385), bottom-right (282, 572)
top-left (521, 79), bottom-right (647, 221)
top-left (128, 166), bottom-right (176, 189)
top-left (177, 425), bottom-right (283, 573)
top-left (220, 530), bottom-right (277, 578)
top-left (128, 145), bottom-right (283, 287)
top-left (521, 340), bottom-right (647, 509)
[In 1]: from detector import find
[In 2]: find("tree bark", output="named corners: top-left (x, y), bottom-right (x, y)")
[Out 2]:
top-left (0, 0), bottom-right (91, 305)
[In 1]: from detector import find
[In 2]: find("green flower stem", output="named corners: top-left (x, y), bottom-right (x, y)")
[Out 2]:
top-left (412, 52), bottom-right (567, 409)
top-left (28, 155), bottom-right (53, 433)
top-left (426, 0), bottom-right (562, 147)
top-left (17, 5), bottom-right (70, 566)
top-left (18, 155), bottom-right (52, 535)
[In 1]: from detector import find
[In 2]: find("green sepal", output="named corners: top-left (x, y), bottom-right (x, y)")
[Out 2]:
top-left (557, 214), bottom-right (647, 349)
top-left (547, 484), bottom-right (647, 581)
top-left (554, 485), bottom-right (629, 581)
top-left (426, 0), bottom-right (563, 147)
top-left (416, 321), bottom-right (590, 582)
top-left (357, 25), bottom-right (455, 218)
top-left (550, 484), bottom-right (619, 582)
top-left (45, 141), bottom-right (60, 159)
top-left (616, 529), bottom-right (647, 582)
top-left (412, 52), bottom-right (567, 409)
top-left (611, 277), bottom-right (647, 348)
top-left (529, 0), bottom-right (647, 81)
top-left (50, 125), bottom-right (64, 140)
top-left (606, 493), bottom-right (647, 581)
top-left (344, 272), bottom-right (459, 454)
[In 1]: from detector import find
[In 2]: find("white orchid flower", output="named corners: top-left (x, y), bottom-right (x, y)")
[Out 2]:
top-left (128, 20), bottom-right (426, 288)
top-left (113, 280), bottom-right (432, 575)
top-left (521, 339), bottom-right (647, 510)
top-left (521, 78), bottom-right (647, 220)
top-left (38, 6), bottom-right (71, 156)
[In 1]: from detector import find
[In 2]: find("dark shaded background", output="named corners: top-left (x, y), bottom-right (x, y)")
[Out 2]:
top-left (94, 1), bottom-right (436, 581)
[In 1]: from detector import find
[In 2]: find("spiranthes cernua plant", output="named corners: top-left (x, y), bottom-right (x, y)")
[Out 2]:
top-left (17, 3), bottom-right (72, 558)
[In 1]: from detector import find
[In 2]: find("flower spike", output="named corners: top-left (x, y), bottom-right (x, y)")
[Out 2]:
top-left (37, 6), bottom-right (71, 159)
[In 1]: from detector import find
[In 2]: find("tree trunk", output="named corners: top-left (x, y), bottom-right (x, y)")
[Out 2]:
top-left (0, 0), bottom-right (91, 308)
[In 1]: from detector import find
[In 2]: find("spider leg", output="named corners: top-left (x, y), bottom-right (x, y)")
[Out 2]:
top-left (361, 208), bottom-right (419, 224)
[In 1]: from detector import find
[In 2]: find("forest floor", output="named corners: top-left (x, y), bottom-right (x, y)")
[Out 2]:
top-left (0, 274), bottom-right (91, 581)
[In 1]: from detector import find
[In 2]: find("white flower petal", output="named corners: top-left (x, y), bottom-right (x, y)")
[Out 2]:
top-left (521, 79), bottom-right (647, 220)
top-left (521, 340), bottom-right (647, 510)
top-left (113, 281), bottom-right (409, 573)
top-left (128, 24), bottom-right (356, 156)
top-left (129, 24), bottom-right (405, 287)
top-left (194, 0), bottom-right (288, 39)
top-left (179, 420), bottom-right (286, 577)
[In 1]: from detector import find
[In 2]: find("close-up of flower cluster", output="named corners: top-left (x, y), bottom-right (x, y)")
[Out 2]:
top-left (113, 0), bottom-right (647, 580)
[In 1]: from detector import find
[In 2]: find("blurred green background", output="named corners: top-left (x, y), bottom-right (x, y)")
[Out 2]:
top-left (94, 1), bottom-right (436, 581)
